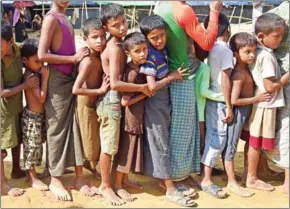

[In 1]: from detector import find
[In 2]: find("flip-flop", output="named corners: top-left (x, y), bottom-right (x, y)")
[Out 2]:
top-left (159, 182), bottom-right (196, 198)
top-left (166, 190), bottom-right (197, 207)
top-left (201, 184), bottom-right (227, 199)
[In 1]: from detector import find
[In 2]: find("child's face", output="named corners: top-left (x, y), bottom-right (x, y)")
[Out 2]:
top-left (84, 29), bottom-right (106, 53)
top-left (54, 0), bottom-right (70, 8)
top-left (259, 26), bottom-right (285, 49)
top-left (236, 44), bottom-right (257, 65)
top-left (146, 28), bottom-right (166, 51)
top-left (126, 43), bottom-right (148, 65)
top-left (23, 55), bottom-right (42, 72)
top-left (1, 39), bottom-right (12, 59)
top-left (105, 15), bottom-right (128, 39)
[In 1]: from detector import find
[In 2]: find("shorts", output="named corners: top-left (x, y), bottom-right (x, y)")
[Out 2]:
top-left (96, 90), bottom-right (121, 155)
top-left (21, 107), bottom-right (46, 169)
top-left (248, 106), bottom-right (276, 150)
top-left (201, 100), bottom-right (227, 167)
top-left (77, 96), bottom-right (100, 163)
top-left (1, 112), bottom-right (21, 150)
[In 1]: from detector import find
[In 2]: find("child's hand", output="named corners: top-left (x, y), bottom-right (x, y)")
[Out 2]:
top-left (40, 65), bottom-right (49, 79)
top-left (210, 0), bottom-right (223, 12)
top-left (142, 85), bottom-right (155, 97)
top-left (256, 92), bottom-right (272, 103)
top-left (74, 47), bottom-right (90, 64)
top-left (223, 106), bottom-right (234, 123)
top-left (100, 75), bottom-right (110, 94)
top-left (24, 74), bottom-right (39, 89)
top-left (169, 63), bottom-right (189, 81)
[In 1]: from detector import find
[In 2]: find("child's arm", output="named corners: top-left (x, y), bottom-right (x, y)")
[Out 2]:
top-left (72, 58), bottom-right (109, 96)
top-left (121, 94), bottom-right (146, 107)
top-left (30, 66), bottom-right (49, 103)
top-left (221, 68), bottom-right (234, 122)
top-left (200, 66), bottom-right (224, 101)
top-left (263, 72), bottom-right (289, 93)
top-left (38, 14), bottom-right (89, 64)
top-left (146, 65), bottom-right (189, 92)
top-left (231, 72), bottom-right (271, 106)
top-left (1, 74), bottom-right (38, 98)
top-left (109, 47), bottom-right (152, 97)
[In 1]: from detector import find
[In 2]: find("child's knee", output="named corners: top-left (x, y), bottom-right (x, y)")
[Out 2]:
top-left (1, 150), bottom-right (7, 159)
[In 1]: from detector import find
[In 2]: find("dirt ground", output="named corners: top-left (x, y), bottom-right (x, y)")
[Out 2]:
top-left (1, 23), bottom-right (289, 208)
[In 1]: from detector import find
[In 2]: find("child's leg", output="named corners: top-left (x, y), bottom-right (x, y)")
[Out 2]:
top-left (99, 152), bottom-right (124, 206)
top-left (242, 140), bottom-right (249, 183)
top-left (74, 165), bottom-right (94, 196)
top-left (257, 155), bottom-right (284, 180)
top-left (27, 167), bottom-right (48, 191)
top-left (11, 144), bottom-right (26, 179)
top-left (246, 146), bottom-right (274, 191)
top-left (123, 173), bottom-right (143, 190)
top-left (1, 150), bottom-right (25, 197)
top-left (199, 122), bottom-right (206, 156)
top-left (114, 171), bottom-right (136, 202)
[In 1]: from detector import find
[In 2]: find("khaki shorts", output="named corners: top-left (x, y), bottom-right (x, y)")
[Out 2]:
top-left (96, 90), bottom-right (121, 155)
top-left (77, 96), bottom-right (100, 163)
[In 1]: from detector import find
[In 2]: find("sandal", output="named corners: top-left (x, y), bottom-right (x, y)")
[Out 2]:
top-left (159, 182), bottom-right (197, 198)
top-left (201, 184), bottom-right (227, 199)
top-left (166, 190), bottom-right (197, 207)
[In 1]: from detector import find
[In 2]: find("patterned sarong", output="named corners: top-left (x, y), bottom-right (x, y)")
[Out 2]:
top-left (169, 79), bottom-right (200, 180)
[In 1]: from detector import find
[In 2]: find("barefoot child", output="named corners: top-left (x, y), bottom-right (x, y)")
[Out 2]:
top-left (140, 15), bottom-right (196, 207)
top-left (1, 21), bottom-right (38, 196)
top-left (99, 3), bottom-right (153, 206)
top-left (265, 1), bottom-right (290, 195)
top-left (246, 13), bottom-right (289, 192)
top-left (20, 39), bottom-right (49, 191)
top-left (226, 32), bottom-right (272, 197)
top-left (72, 17), bottom-right (109, 182)
top-left (38, 0), bottom-right (91, 200)
top-left (112, 32), bottom-right (148, 202)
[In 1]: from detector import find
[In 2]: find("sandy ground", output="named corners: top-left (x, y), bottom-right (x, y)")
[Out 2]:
top-left (2, 23), bottom-right (289, 208)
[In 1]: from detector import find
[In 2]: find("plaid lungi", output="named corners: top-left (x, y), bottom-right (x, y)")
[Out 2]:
top-left (169, 79), bottom-right (200, 180)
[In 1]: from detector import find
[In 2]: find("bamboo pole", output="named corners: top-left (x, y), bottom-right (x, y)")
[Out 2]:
top-left (238, 0), bottom-right (244, 32)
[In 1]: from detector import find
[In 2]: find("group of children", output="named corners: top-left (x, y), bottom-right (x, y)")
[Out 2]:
top-left (1, 0), bottom-right (289, 207)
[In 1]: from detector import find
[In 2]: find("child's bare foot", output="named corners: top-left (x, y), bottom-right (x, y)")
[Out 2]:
top-left (11, 169), bottom-right (26, 179)
top-left (74, 178), bottom-right (95, 197)
top-left (246, 178), bottom-right (275, 191)
top-left (30, 178), bottom-right (49, 191)
top-left (99, 185), bottom-right (125, 206)
top-left (1, 182), bottom-right (25, 197)
top-left (227, 183), bottom-right (254, 198)
top-left (123, 179), bottom-right (143, 190)
top-left (49, 178), bottom-right (72, 201)
top-left (115, 187), bottom-right (136, 202)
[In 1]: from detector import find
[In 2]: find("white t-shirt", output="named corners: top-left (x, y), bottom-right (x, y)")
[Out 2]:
top-left (208, 40), bottom-right (234, 94)
top-left (250, 43), bottom-right (285, 108)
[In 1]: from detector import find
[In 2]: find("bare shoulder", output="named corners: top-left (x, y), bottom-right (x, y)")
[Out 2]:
top-left (231, 69), bottom-right (246, 81)
top-left (79, 56), bottom-right (93, 70)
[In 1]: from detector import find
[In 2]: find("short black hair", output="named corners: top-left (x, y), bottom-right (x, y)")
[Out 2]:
top-left (204, 13), bottom-right (230, 37)
top-left (123, 32), bottom-right (147, 51)
top-left (140, 15), bottom-right (165, 37)
top-left (255, 13), bottom-right (286, 35)
top-left (1, 20), bottom-right (13, 41)
top-left (229, 32), bottom-right (257, 53)
top-left (82, 17), bottom-right (103, 37)
top-left (100, 3), bottom-right (125, 25)
top-left (21, 39), bottom-right (39, 58)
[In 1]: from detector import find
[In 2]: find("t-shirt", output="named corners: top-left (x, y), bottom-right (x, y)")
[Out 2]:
top-left (208, 40), bottom-right (234, 94)
top-left (250, 42), bottom-right (285, 108)
top-left (140, 44), bottom-right (169, 80)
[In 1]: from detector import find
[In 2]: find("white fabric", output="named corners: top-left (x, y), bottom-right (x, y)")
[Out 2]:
top-left (250, 43), bottom-right (285, 108)
top-left (208, 40), bottom-right (234, 94)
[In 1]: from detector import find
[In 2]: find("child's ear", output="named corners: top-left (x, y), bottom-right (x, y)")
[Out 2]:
top-left (83, 35), bottom-right (87, 42)
top-left (233, 51), bottom-right (238, 58)
top-left (23, 57), bottom-right (28, 66)
top-left (257, 32), bottom-right (264, 42)
top-left (124, 50), bottom-right (131, 58)
top-left (9, 38), bottom-right (14, 45)
top-left (103, 26), bottom-right (108, 33)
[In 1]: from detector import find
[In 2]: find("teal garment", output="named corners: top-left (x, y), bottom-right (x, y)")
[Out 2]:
top-left (195, 62), bottom-right (224, 122)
